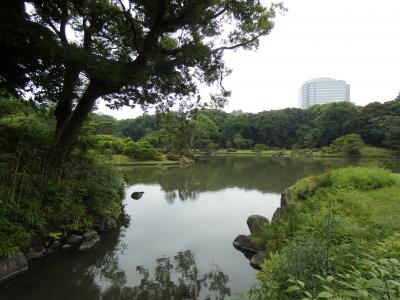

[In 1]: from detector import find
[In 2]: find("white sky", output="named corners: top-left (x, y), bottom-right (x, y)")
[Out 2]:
top-left (98, 0), bottom-right (400, 119)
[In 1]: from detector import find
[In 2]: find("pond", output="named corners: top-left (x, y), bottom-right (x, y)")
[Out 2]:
top-left (0, 156), bottom-right (376, 299)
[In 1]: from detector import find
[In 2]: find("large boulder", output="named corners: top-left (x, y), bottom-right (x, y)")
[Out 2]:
top-left (79, 231), bottom-right (101, 251)
top-left (98, 217), bottom-right (116, 232)
top-left (272, 206), bottom-right (288, 224)
top-left (250, 251), bottom-right (266, 270)
top-left (233, 235), bottom-right (265, 254)
top-left (0, 252), bottom-right (28, 283)
top-left (247, 215), bottom-right (269, 235)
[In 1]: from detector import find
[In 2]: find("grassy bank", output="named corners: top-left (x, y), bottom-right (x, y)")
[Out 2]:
top-left (110, 154), bottom-right (194, 166)
top-left (215, 145), bottom-right (395, 159)
top-left (250, 167), bottom-right (400, 299)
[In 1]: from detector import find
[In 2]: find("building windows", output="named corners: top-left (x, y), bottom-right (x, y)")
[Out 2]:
top-left (299, 78), bottom-right (350, 109)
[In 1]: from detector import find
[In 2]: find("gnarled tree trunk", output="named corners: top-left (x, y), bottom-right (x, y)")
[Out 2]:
top-left (51, 82), bottom-right (105, 164)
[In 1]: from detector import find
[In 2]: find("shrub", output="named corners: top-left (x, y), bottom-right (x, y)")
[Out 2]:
top-left (166, 152), bottom-right (180, 161)
top-left (330, 133), bottom-right (365, 155)
top-left (124, 140), bottom-right (162, 161)
top-left (291, 143), bottom-right (301, 152)
top-left (286, 256), bottom-right (400, 300)
top-left (254, 144), bottom-right (269, 151)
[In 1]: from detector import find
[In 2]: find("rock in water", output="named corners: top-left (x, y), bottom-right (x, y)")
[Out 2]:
top-left (250, 251), bottom-right (266, 270)
top-left (0, 252), bottom-right (28, 283)
top-left (62, 244), bottom-right (73, 251)
top-left (233, 235), bottom-right (265, 254)
top-left (25, 248), bottom-right (45, 260)
top-left (79, 231), bottom-right (101, 251)
top-left (65, 234), bottom-right (83, 246)
top-left (247, 215), bottom-right (269, 235)
top-left (49, 240), bottom-right (62, 249)
top-left (98, 217), bottom-right (117, 232)
top-left (131, 191), bottom-right (144, 200)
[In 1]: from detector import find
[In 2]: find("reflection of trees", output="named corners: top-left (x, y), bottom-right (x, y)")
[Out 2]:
top-left (101, 250), bottom-right (230, 300)
top-left (0, 215), bottom-right (230, 300)
top-left (123, 157), bottom-right (360, 202)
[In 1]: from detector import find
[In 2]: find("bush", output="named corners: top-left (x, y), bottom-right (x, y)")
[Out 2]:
top-left (124, 140), bottom-right (162, 161)
top-left (254, 144), bottom-right (269, 152)
top-left (286, 256), bottom-right (400, 300)
top-left (166, 152), bottom-right (180, 161)
top-left (330, 133), bottom-right (365, 155)
top-left (291, 143), bottom-right (301, 152)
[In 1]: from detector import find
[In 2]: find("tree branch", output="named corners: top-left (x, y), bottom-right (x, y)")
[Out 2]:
top-left (213, 31), bottom-right (268, 53)
top-left (117, 0), bottom-right (140, 52)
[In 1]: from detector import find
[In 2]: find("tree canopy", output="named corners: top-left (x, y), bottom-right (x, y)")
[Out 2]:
top-left (0, 0), bottom-right (284, 160)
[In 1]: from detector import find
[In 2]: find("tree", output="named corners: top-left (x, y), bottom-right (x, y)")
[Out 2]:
top-left (0, 0), bottom-right (284, 161)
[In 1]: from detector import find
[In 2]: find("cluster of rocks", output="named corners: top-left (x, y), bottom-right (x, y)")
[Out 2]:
top-left (233, 215), bottom-right (269, 270)
top-left (233, 189), bottom-right (293, 270)
top-left (0, 216), bottom-right (117, 284)
top-left (292, 152), bottom-right (319, 159)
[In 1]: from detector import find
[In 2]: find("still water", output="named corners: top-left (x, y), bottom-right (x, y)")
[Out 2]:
top-left (0, 156), bottom-right (368, 299)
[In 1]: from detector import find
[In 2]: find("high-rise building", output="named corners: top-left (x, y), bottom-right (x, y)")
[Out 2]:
top-left (299, 77), bottom-right (350, 109)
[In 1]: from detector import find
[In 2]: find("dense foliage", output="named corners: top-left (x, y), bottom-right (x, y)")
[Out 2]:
top-left (249, 167), bottom-right (400, 299)
top-left (90, 97), bottom-right (400, 154)
top-left (0, 99), bottom-right (125, 257)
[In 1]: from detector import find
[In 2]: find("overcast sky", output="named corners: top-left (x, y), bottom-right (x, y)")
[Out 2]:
top-left (98, 0), bottom-right (400, 119)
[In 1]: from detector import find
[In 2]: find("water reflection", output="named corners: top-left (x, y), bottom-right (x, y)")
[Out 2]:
top-left (2, 156), bottom-right (389, 300)
top-left (0, 216), bottom-right (230, 300)
top-left (102, 250), bottom-right (230, 300)
top-left (0, 217), bottom-right (130, 300)
top-left (122, 156), bottom-right (365, 202)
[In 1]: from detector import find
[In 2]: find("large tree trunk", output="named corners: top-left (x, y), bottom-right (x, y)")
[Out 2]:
top-left (54, 66), bottom-right (80, 138)
top-left (51, 83), bottom-right (104, 164)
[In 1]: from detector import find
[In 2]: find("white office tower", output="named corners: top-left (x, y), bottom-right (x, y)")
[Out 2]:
top-left (299, 78), bottom-right (350, 109)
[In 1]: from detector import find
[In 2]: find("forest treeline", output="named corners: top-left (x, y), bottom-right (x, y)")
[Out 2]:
top-left (90, 96), bottom-right (400, 154)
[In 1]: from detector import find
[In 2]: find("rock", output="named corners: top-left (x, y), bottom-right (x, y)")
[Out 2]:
top-left (98, 217), bottom-right (116, 232)
top-left (272, 206), bottom-right (288, 224)
top-left (49, 240), bottom-right (62, 249)
top-left (62, 244), bottom-right (73, 251)
top-left (83, 230), bottom-right (98, 239)
top-left (247, 215), bottom-right (269, 235)
top-left (65, 234), bottom-right (83, 245)
top-left (233, 235), bottom-right (265, 254)
top-left (25, 248), bottom-right (45, 260)
top-left (0, 252), bottom-right (28, 283)
top-left (79, 232), bottom-right (100, 251)
top-left (280, 188), bottom-right (292, 207)
top-left (45, 248), bottom-right (59, 255)
top-left (250, 251), bottom-right (266, 270)
top-left (131, 192), bottom-right (144, 200)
